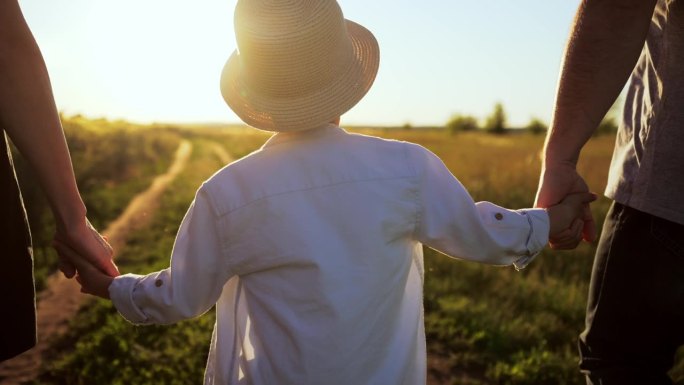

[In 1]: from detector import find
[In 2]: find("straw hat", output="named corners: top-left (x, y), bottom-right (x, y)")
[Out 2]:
top-left (220, 0), bottom-right (380, 132)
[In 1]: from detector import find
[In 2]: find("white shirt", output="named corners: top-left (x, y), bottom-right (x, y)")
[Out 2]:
top-left (109, 124), bottom-right (549, 385)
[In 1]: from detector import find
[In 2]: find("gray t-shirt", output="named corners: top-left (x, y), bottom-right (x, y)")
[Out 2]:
top-left (606, 0), bottom-right (684, 224)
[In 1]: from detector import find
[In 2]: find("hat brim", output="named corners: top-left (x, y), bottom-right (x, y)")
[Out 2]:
top-left (220, 20), bottom-right (379, 132)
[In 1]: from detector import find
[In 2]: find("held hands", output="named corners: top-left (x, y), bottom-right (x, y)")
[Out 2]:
top-left (52, 217), bottom-right (116, 298)
top-left (53, 239), bottom-right (113, 299)
top-left (536, 161), bottom-right (598, 249)
top-left (53, 217), bottom-right (119, 278)
top-left (546, 192), bottom-right (597, 249)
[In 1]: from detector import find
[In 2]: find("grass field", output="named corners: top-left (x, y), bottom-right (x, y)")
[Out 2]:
top-left (14, 119), bottom-right (684, 384)
top-left (12, 117), bottom-right (181, 291)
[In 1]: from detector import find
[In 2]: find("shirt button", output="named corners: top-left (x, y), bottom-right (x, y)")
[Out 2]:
top-left (495, 213), bottom-right (504, 221)
top-left (155, 279), bottom-right (164, 287)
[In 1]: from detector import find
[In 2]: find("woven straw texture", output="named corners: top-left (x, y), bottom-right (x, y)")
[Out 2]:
top-left (220, 0), bottom-right (379, 132)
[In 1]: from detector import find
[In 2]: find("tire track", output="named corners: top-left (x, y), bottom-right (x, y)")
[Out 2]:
top-left (210, 142), bottom-right (233, 165)
top-left (0, 140), bottom-right (192, 385)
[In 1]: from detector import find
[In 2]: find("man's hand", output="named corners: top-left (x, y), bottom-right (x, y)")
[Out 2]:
top-left (53, 217), bottom-right (119, 278)
top-left (546, 192), bottom-right (597, 250)
top-left (535, 161), bottom-right (597, 249)
top-left (53, 239), bottom-right (113, 299)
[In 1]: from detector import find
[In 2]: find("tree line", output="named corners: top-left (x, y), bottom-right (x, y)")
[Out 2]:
top-left (445, 100), bottom-right (621, 135)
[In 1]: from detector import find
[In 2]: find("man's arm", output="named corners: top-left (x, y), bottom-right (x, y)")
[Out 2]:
top-left (0, 1), bottom-right (118, 277)
top-left (535, 0), bottom-right (657, 248)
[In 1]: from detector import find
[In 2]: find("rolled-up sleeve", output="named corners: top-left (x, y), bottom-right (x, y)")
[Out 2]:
top-left (410, 145), bottom-right (549, 269)
top-left (109, 188), bottom-right (233, 325)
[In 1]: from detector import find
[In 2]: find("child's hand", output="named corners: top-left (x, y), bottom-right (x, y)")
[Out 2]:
top-left (546, 192), bottom-right (598, 249)
top-left (53, 240), bottom-right (114, 299)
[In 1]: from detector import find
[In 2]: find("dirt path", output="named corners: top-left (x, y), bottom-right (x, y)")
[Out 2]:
top-left (210, 142), bottom-right (233, 165)
top-left (0, 140), bottom-right (192, 385)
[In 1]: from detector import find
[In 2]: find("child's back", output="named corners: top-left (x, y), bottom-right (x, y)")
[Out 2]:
top-left (204, 124), bottom-right (427, 384)
top-left (159, 123), bottom-right (544, 384)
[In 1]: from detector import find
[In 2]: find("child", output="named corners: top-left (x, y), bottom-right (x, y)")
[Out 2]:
top-left (62, 0), bottom-right (594, 384)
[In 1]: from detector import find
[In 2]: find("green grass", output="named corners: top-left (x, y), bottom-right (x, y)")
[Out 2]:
top-left (13, 117), bottom-right (181, 291)
top-left (383, 130), bottom-right (684, 384)
top-left (37, 139), bottom-right (224, 385)
top-left (28, 123), bottom-right (684, 385)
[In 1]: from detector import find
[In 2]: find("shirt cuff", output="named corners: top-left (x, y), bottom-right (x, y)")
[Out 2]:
top-left (109, 273), bottom-right (149, 325)
top-left (512, 208), bottom-right (550, 270)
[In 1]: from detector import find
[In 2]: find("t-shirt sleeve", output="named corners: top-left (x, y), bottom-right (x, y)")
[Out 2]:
top-left (409, 144), bottom-right (549, 269)
top-left (109, 187), bottom-right (234, 324)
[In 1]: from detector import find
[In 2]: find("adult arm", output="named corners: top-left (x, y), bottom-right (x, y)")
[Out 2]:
top-left (0, 1), bottom-right (118, 276)
top-left (535, 0), bottom-right (658, 248)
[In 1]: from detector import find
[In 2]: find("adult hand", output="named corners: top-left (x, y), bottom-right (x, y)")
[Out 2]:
top-left (535, 161), bottom-right (597, 249)
top-left (53, 239), bottom-right (113, 299)
top-left (546, 192), bottom-right (598, 249)
top-left (53, 217), bottom-right (119, 278)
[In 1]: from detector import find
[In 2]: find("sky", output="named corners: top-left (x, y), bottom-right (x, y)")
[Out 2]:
top-left (19, 0), bottom-right (580, 127)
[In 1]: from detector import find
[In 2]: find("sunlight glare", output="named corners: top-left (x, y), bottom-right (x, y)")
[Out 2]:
top-left (27, 0), bottom-right (236, 123)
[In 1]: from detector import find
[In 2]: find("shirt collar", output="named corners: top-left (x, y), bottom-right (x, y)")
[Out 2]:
top-left (261, 123), bottom-right (347, 149)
